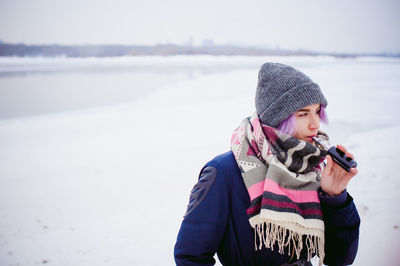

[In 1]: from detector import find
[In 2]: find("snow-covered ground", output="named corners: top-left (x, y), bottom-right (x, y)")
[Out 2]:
top-left (0, 56), bottom-right (399, 265)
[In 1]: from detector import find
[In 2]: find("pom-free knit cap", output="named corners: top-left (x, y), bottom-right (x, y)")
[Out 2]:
top-left (255, 63), bottom-right (328, 128)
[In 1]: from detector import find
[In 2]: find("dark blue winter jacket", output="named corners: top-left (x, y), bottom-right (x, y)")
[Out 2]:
top-left (174, 151), bottom-right (360, 266)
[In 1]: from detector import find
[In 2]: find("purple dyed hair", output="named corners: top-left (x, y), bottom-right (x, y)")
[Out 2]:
top-left (277, 106), bottom-right (328, 136)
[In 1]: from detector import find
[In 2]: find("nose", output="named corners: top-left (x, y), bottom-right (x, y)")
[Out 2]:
top-left (309, 114), bottom-right (320, 130)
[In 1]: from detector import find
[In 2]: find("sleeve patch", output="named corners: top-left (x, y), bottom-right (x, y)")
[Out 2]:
top-left (184, 166), bottom-right (217, 218)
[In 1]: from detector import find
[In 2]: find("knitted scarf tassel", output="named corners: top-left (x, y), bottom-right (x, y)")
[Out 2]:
top-left (254, 220), bottom-right (324, 262)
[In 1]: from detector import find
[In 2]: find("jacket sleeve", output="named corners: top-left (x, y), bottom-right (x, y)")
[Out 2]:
top-left (319, 188), bottom-right (361, 266)
top-left (174, 165), bottom-right (229, 266)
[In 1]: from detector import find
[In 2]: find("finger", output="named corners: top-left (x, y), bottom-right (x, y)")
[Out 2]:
top-left (342, 168), bottom-right (358, 182)
top-left (325, 155), bottom-right (333, 172)
top-left (337, 145), bottom-right (355, 160)
top-left (332, 160), bottom-right (348, 176)
top-left (346, 152), bottom-right (355, 160)
top-left (350, 167), bottom-right (358, 175)
top-left (337, 144), bottom-right (347, 153)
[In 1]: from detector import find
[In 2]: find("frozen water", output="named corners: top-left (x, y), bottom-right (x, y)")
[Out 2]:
top-left (0, 56), bottom-right (399, 265)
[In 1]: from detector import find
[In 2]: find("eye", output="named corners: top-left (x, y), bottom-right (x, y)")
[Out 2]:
top-left (297, 112), bottom-right (307, 117)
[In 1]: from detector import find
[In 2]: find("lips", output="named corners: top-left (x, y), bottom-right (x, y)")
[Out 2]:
top-left (306, 135), bottom-right (317, 142)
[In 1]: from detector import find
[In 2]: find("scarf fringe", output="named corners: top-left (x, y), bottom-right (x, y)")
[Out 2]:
top-left (254, 221), bottom-right (325, 265)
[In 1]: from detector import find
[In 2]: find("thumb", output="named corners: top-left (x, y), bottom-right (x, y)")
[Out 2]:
top-left (325, 155), bottom-right (333, 173)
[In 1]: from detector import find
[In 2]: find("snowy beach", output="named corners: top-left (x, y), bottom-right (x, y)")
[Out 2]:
top-left (0, 56), bottom-right (399, 265)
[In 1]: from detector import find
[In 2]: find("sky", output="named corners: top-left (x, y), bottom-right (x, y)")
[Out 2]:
top-left (0, 0), bottom-right (399, 54)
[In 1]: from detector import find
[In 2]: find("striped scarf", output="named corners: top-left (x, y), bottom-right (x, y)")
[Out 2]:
top-left (231, 113), bottom-right (328, 264)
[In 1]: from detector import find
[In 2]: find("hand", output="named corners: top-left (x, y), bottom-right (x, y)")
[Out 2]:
top-left (320, 145), bottom-right (358, 196)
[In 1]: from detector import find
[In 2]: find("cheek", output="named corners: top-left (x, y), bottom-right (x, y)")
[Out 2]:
top-left (292, 118), bottom-right (306, 139)
top-left (294, 118), bottom-right (306, 133)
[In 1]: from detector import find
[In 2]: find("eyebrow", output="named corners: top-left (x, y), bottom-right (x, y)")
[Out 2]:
top-left (297, 108), bottom-right (310, 112)
top-left (297, 106), bottom-right (321, 112)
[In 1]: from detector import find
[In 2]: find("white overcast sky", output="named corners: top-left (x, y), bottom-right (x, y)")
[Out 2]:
top-left (0, 0), bottom-right (399, 53)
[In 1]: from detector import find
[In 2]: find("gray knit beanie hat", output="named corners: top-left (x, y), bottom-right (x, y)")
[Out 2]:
top-left (255, 62), bottom-right (328, 128)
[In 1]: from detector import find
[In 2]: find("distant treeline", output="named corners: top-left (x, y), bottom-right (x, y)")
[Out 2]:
top-left (0, 43), bottom-right (397, 58)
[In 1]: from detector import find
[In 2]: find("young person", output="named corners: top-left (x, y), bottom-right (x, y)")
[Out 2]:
top-left (174, 63), bottom-right (360, 266)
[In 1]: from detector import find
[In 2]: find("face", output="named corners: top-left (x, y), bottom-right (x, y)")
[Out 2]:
top-left (293, 104), bottom-right (321, 143)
